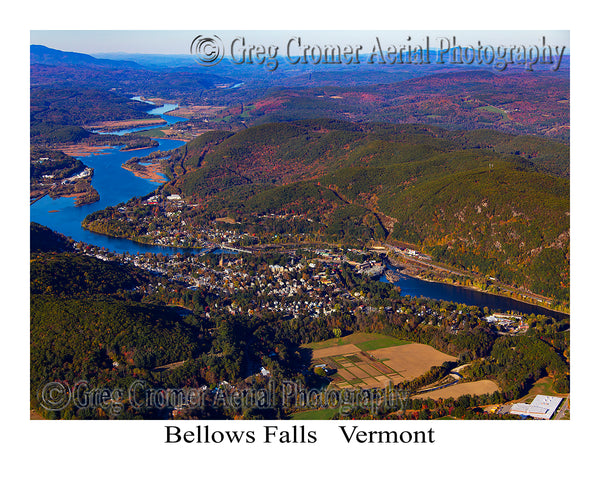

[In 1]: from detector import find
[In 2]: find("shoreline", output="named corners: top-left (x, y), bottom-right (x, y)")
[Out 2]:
top-left (405, 271), bottom-right (567, 315)
top-left (85, 118), bottom-right (167, 133)
top-left (121, 162), bottom-right (168, 182)
top-left (387, 258), bottom-right (568, 316)
top-left (75, 224), bottom-right (570, 316)
top-left (55, 144), bottom-right (115, 156)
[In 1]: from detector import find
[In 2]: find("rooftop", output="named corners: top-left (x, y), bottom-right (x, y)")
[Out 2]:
top-left (509, 395), bottom-right (563, 420)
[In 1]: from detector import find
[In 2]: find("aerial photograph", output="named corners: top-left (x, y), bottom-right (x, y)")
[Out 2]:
top-left (29, 29), bottom-right (571, 425)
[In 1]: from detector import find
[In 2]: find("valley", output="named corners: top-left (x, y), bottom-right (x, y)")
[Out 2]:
top-left (29, 40), bottom-right (570, 421)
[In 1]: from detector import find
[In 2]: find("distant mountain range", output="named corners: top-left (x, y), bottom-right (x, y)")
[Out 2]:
top-left (30, 44), bottom-right (143, 69)
top-left (30, 45), bottom-right (570, 143)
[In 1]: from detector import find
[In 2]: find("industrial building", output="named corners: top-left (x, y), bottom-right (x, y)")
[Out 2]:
top-left (509, 395), bottom-right (563, 419)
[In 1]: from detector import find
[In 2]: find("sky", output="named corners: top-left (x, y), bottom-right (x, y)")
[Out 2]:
top-left (30, 30), bottom-right (570, 56)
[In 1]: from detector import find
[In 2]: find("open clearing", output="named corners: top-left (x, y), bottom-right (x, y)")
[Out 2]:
top-left (369, 344), bottom-right (456, 379)
top-left (312, 344), bottom-right (361, 359)
top-left (477, 105), bottom-right (510, 120)
top-left (514, 376), bottom-right (569, 404)
top-left (85, 118), bottom-right (167, 132)
top-left (304, 333), bottom-right (455, 389)
top-left (291, 408), bottom-right (338, 420)
top-left (305, 332), bottom-right (410, 351)
top-left (169, 104), bottom-right (226, 119)
top-left (413, 380), bottom-right (499, 400)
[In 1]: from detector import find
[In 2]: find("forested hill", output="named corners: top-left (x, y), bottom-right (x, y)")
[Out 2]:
top-left (30, 222), bottom-right (73, 253)
top-left (30, 223), bottom-right (205, 415)
top-left (158, 120), bottom-right (569, 302)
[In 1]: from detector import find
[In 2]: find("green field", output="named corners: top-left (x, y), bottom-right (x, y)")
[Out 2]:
top-left (517, 376), bottom-right (564, 404)
top-left (304, 332), bottom-right (411, 352)
top-left (291, 408), bottom-right (339, 420)
top-left (477, 105), bottom-right (509, 120)
top-left (137, 127), bottom-right (167, 138)
top-left (355, 336), bottom-right (411, 351)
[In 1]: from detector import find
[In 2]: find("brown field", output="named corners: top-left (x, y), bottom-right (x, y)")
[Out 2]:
top-left (370, 344), bottom-right (456, 380)
top-left (347, 366), bottom-right (369, 379)
top-left (337, 369), bottom-right (357, 381)
top-left (145, 97), bottom-right (174, 105)
top-left (413, 380), bottom-right (499, 400)
top-left (30, 409), bottom-right (45, 420)
top-left (169, 105), bottom-right (226, 119)
top-left (309, 333), bottom-right (458, 390)
top-left (215, 217), bottom-right (237, 224)
top-left (56, 144), bottom-right (114, 156)
top-left (369, 361), bottom-right (395, 375)
top-left (355, 363), bottom-right (382, 377)
top-left (85, 118), bottom-right (167, 132)
top-left (336, 361), bottom-right (353, 368)
top-left (312, 344), bottom-right (361, 359)
top-left (362, 378), bottom-right (383, 388)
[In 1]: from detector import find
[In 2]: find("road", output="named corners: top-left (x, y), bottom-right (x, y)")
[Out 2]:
top-left (554, 395), bottom-right (569, 420)
top-left (414, 367), bottom-right (464, 395)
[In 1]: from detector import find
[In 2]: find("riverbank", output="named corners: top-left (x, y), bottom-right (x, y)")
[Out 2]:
top-left (85, 117), bottom-right (167, 133)
top-left (79, 214), bottom-right (573, 318)
top-left (387, 254), bottom-right (569, 316)
top-left (55, 144), bottom-right (114, 156)
top-left (80, 221), bottom-right (242, 254)
top-left (121, 162), bottom-right (167, 182)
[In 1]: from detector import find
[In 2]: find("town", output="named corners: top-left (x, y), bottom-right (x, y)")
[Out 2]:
top-left (77, 239), bottom-right (537, 339)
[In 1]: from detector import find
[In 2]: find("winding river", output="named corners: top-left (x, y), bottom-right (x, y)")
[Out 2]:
top-left (30, 103), bottom-right (189, 254)
top-left (29, 102), bottom-right (568, 318)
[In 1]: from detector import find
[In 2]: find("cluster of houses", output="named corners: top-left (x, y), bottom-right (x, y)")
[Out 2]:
top-left (484, 314), bottom-right (529, 334)
top-left (385, 244), bottom-right (432, 261)
top-left (60, 167), bottom-right (93, 184)
top-left (356, 260), bottom-right (386, 277)
top-left (86, 245), bottom-right (345, 320)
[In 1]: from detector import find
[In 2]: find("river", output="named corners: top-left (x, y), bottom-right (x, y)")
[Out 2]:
top-left (30, 102), bottom-right (192, 254)
top-left (378, 269), bottom-right (567, 319)
top-left (29, 103), bottom-right (568, 318)
top-left (93, 100), bottom-right (188, 135)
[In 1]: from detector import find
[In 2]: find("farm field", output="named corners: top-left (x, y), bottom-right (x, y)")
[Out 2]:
top-left (477, 105), bottom-right (510, 120)
top-left (304, 333), bottom-right (455, 389)
top-left (304, 332), bottom-right (410, 351)
top-left (412, 380), bottom-right (499, 400)
top-left (290, 408), bottom-right (339, 420)
top-left (369, 344), bottom-right (456, 380)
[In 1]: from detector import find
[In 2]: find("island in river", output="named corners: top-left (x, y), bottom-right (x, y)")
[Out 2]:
top-left (30, 146), bottom-right (99, 206)
top-left (121, 160), bottom-right (169, 182)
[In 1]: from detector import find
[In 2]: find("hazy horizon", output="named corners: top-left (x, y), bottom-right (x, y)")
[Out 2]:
top-left (30, 30), bottom-right (570, 56)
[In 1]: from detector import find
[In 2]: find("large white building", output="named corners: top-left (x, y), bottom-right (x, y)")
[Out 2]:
top-left (509, 395), bottom-right (563, 420)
